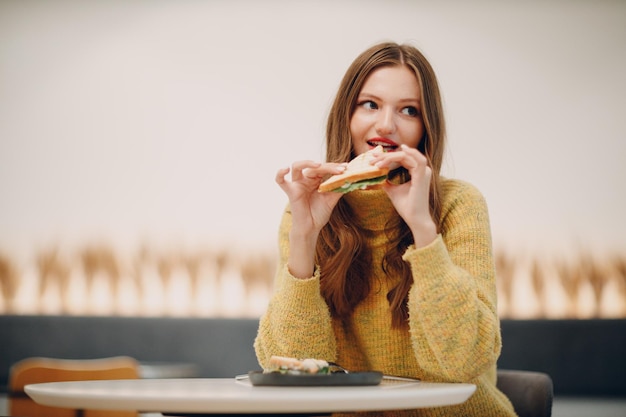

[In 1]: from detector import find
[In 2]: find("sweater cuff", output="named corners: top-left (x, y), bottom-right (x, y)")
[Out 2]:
top-left (275, 264), bottom-right (330, 317)
top-left (402, 234), bottom-right (454, 277)
top-left (279, 264), bottom-right (322, 296)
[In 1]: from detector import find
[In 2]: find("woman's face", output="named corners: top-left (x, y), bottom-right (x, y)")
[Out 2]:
top-left (350, 65), bottom-right (425, 156)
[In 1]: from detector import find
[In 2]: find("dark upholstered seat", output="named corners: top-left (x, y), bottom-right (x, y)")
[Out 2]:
top-left (497, 369), bottom-right (553, 417)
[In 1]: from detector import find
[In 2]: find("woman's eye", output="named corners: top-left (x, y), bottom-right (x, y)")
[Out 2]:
top-left (402, 106), bottom-right (420, 117)
top-left (360, 100), bottom-right (378, 110)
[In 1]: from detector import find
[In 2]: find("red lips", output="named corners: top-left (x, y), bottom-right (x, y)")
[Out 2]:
top-left (367, 137), bottom-right (399, 151)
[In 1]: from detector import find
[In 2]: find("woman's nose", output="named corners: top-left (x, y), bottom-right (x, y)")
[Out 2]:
top-left (375, 108), bottom-right (396, 136)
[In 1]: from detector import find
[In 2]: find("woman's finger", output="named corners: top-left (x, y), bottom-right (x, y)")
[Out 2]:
top-left (374, 144), bottom-right (426, 171)
top-left (290, 160), bottom-right (320, 181)
top-left (275, 166), bottom-right (290, 185)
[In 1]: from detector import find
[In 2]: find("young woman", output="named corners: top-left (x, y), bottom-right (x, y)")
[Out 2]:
top-left (254, 42), bottom-right (517, 417)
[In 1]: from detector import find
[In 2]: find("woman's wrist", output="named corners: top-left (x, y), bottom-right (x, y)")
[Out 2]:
top-left (410, 220), bottom-right (438, 248)
top-left (287, 229), bottom-right (319, 279)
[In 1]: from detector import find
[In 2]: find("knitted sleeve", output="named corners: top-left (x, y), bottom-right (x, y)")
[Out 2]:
top-left (402, 179), bottom-right (501, 382)
top-left (253, 205), bottom-right (337, 368)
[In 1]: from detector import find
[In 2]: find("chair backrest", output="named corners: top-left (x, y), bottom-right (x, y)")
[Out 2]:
top-left (497, 369), bottom-right (553, 417)
top-left (9, 356), bottom-right (140, 417)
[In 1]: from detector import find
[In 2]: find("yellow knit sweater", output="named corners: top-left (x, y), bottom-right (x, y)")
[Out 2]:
top-left (254, 178), bottom-right (517, 417)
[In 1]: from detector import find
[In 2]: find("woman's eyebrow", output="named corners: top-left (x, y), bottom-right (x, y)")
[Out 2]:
top-left (358, 92), bottom-right (420, 105)
top-left (357, 92), bottom-right (380, 100)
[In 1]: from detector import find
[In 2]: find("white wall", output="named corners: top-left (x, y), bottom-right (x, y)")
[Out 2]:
top-left (1, 0), bottom-right (625, 260)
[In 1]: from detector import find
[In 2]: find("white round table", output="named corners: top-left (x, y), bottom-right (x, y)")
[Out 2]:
top-left (25, 377), bottom-right (476, 414)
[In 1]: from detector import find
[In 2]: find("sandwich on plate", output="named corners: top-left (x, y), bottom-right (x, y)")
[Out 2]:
top-left (265, 355), bottom-right (330, 374)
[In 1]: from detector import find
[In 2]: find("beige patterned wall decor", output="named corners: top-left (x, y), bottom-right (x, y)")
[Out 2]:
top-left (1, 245), bottom-right (625, 318)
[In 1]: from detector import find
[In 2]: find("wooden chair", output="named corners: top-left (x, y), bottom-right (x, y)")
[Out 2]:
top-left (497, 369), bottom-right (554, 417)
top-left (9, 356), bottom-right (140, 417)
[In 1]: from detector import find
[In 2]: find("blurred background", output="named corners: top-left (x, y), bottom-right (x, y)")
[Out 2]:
top-left (1, 0), bottom-right (625, 319)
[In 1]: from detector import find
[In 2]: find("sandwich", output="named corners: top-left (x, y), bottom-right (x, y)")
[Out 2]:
top-left (318, 145), bottom-right (390, 193)
top-left (265, 355), bottom-right (330, 374)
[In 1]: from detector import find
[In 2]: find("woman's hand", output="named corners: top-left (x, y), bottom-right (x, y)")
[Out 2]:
top-left (276, 160), bottom-right (346, 234)
top-left (275, 160), bottom-right (346, 278)
top-left (373, 144), bottom-right (437, 247)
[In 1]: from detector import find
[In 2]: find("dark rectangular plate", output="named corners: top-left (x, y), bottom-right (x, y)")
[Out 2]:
top-left (247, 371), bottom-right (383, 386)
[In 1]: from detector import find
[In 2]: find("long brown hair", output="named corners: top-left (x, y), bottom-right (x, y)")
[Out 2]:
top-left (318, 42), bottom-right (446, 328)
